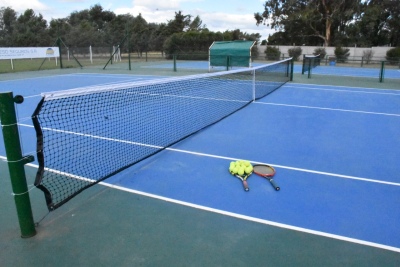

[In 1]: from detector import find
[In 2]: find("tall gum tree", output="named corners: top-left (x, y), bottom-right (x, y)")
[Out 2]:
top-left (255, 0), bottom-right (361, 46)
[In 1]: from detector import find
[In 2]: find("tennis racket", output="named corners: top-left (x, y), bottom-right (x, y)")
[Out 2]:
top-left (230, 171), bottom-right (251, 191)
top-left (253, 164), bottom-right (280, 191)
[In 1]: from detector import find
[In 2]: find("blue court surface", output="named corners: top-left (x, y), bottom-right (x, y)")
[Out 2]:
top-left (147, 60), bottom-right (400, 80)
top-left (309, 65), bottom-right (400, 79)
top-left (1, 72), bottom-right (400, 254)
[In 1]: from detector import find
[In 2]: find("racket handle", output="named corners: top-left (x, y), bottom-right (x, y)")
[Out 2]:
top-left (242, 180), bottom-right (249, 191)
top-left (270, 179), bottom-right (280, 191)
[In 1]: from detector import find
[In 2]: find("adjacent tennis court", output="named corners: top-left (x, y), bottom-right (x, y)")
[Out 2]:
top-left (1, 62), bottom-right (400, 265)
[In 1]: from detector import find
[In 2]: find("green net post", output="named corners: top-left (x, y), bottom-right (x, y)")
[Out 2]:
top-left (226, 56), bottom-right (230, 71)
top-left (290, 58), bottom-right (294, 81)
top-left (0, 92), bottom-right (36, 238)
top-left (173, 55), bottom-right (177, 72)
top-left (301, 54), bottom-right (306, 74)
top-left (307, 58), bottom-right (312, 78)
top-left (379, 61), bottom-right (385, 83)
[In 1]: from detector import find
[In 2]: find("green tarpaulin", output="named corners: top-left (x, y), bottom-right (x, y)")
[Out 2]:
top-left (209, 40), bottom-right (255, 68)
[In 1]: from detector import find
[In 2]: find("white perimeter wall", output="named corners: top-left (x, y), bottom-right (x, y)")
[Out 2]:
top-left (258, 45), bottom-right (392, 59)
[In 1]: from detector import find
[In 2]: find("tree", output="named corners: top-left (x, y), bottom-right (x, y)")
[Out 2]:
top-left (129, 13), bottom-right (150, 56)
top-left (165, 11), bottom-right (191, 35)
top-left (187, 15), bottom-right (206, 32)
top-left (147, 23), bottom-right (169, 55)
top-left (88, 4), bottom-right (115, 30)
top-left (255, 0), bottom-right (361, 46)
top-left (12, 9), bottom-right (50, 46)
top-left (385, 0), bottom-right (400, 46)
top-left (103, 14), bottom-right (135, 46)
top-left (0, 7), bottom-right (17, 46)
top-left (353, 0), bottom-right (400, 47)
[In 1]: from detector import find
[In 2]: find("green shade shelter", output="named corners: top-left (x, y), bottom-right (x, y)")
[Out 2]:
top-left (209, 40), bottom-right (256, 70)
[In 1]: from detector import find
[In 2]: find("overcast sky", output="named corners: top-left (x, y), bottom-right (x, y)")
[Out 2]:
top-left (0, 0), bottom-right (275, 40)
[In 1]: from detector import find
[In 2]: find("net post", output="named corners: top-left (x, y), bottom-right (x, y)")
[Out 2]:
top-left (307, 57), bottom-right (312, 79)
top-left (290, 58), bottom-right (294, 81)
top-left (252, 69), bottom-right (256, 102)
top-left (379, 61), bottom-right (385, 83)
top-left (0, 92), bottom-right (36, 238)
top-left (286, 59), bottom-right (289, 77)
top-left (173, 55), bottom-right (177, 72)
top-left (301, 54), bottom-right (306, 74)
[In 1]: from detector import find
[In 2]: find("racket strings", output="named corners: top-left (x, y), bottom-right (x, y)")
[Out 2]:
top-left (254, 166), bottom-right (275, 175)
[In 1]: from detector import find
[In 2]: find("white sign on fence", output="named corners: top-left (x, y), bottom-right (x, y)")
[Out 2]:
top-left (0, 47), bottom-right (60, 59)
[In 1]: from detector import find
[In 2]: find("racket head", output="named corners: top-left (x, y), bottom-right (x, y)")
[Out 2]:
top-left (229, 171), bottom-right (252, 180)
top-left (253, 164), bottom-right (276, 177)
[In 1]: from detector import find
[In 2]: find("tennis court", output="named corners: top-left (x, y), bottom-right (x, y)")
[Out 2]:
top-left (1, 62), bottom-right (400, 266)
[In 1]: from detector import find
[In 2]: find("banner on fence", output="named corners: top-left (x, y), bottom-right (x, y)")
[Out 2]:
top-left (0, 47), bottom-right (60, 60)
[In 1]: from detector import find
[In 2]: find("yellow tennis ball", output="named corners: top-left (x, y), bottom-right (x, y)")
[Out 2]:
top-left (245, 166), bottom-right (253, 174)
top-left (232, 167), bottom-right (238, 174)
top-left (229, 165), bottom-right (235, 172)
top-left (238, 167), bottom-right (245, 176)
top-left (244, 161), bottom-right (250, 167)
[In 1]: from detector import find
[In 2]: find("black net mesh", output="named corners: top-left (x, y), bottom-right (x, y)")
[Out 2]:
top-left (32, 59), bottom-right (292, 210)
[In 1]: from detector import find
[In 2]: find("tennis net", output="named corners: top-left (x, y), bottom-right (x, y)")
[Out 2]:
top-left (32, 58), bottom-right (292, 210)
top-left (302, 55), bottom-right (321, 76)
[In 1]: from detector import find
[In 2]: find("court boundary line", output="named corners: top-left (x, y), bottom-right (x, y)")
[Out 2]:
top-left (0, 73), bottom-right (161, 83)
top-left (254, 102), bottom-right (400, 117)
top-left (99, 181), bottom-right (400, 253)
top-left (286, 85), bottom-right (400, 96)
top-left (289, 82), bottom-right (400, 92)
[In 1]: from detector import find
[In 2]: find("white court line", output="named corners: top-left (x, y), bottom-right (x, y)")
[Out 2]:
top-left (255, 102), bottom-right (400, 117)
top-left (2, 153), bottom-right (399, 252)
top-left (285, 85), bottom-right (400, 96)
top-left (3, 152), bottom-right (399, 252)
top-left (16, 123), bottom-right (400, 186)
top-left (165, 148), bottom-right (400, 187)
top-left (0, 74), bottom-right (75, 83)
top-left (0, 73), bottom-right (157, 83)
top-left (289, 82), bottom-right (400, 92)
top-left (70, 73), bottom-right (162, 77)
top-left (99, 182), bottom-right (400, 253)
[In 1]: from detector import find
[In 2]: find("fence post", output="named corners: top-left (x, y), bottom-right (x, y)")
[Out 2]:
top-left (173, 55), bottom-right (177, 72)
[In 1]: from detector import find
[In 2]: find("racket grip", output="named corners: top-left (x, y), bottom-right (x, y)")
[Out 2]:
top-left (243, 180), bottom-right (249, 191)
top-left (270, 179), bottom-right (280, 191)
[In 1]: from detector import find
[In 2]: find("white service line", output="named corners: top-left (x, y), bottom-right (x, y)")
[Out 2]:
top-left (254, 102), bottom-right (400, 117)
